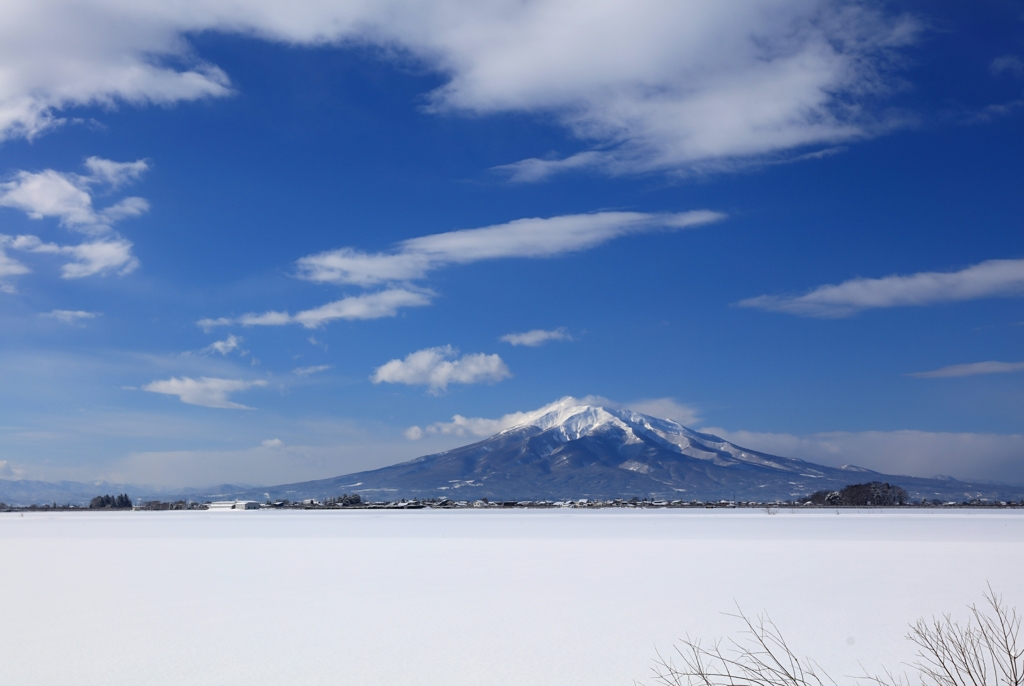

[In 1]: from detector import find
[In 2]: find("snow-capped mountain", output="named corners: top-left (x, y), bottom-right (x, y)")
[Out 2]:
top-left (9, 399), bottom-right (1013, 506)
top-left (492, 399), bottom-right (824, 473)
top-left (240, 398), bottom-right (1015, 502)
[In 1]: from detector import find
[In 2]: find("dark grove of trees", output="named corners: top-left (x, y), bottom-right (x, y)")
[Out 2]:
top-left (807, 481), bottom-right (908, 506)
top-left (89, 494), bottom-right (133, 509)
top-left (136, 500), bottom-right (190, 510)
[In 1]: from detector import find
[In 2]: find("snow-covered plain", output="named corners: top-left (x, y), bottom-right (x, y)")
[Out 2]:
top-left (1, 509), bottom-right (1021, 686)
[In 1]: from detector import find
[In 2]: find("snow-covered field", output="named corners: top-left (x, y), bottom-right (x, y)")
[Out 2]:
top-left (1, 509), bottom-right (1021, 686)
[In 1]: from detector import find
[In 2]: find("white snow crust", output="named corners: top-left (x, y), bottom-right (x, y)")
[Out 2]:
top-left (1, 509), bottom-right (1021, 686)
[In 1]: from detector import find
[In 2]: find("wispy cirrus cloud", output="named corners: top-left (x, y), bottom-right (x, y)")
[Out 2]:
top-left (738, 258), bottom-right (1024, 318)
top-left (372, 345), bottom-right (510, 394)
top-left (0, 1), bottom-right (917, 179)
top-left (202, 335), bottom-right (244, 355)
top-left (910, 361), bottom-right (1024, 379)
top-left (198, 288), bottom-right (433, 330)
top-left (293, 365), bottom-right (332, 376)
top-left (500, 328), bottom-right (572, 347)
top-left (203, 212), bottom-right (719, 329)
top-left (297, 211), bottom-right (724, 287)
top-left (991, 55), bottom-right (1024, 78)
top-left (201, 215), bottom-right (720, 333)
top-left (142, 376), bottom-right (267, 410)
top-left (41, 309), bottom-right (100, 324)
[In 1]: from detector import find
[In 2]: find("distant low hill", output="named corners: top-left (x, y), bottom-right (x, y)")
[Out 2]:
top-left (0, 478), bottom-right (130, 506)
top-left (0, 479), bottom-right (252, 507)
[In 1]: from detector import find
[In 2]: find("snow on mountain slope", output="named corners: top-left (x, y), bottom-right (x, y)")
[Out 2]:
top-left (499, 397), bottom-right (819, 474)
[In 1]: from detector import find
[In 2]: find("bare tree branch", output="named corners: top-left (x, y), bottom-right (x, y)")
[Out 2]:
top-left (648, 590), bottom-right (1021, 686)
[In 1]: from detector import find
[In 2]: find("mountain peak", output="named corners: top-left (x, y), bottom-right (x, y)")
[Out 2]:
top-left (524, 400), bottom-right (626, 434)
top-left (501, 397), bottom-right (708, 451)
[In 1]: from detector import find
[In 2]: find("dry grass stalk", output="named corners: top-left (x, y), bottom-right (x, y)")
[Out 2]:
top-left (649, 588), bottom-right (1021, 686)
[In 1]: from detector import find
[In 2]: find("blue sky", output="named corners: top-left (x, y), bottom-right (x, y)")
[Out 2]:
top-left (1, 0), bottom-right (1022, 488)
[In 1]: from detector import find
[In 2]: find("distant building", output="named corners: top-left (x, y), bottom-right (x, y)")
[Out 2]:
top-left (208, 500), bottom-right (260, 511)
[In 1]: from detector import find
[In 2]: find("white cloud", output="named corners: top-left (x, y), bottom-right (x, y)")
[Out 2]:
top-left (82, 157), bottom-right (149, 188)
top-left (298, 249), bottom-right (432, 288)
top-left (99, 197), bottom-right (150, 224)
top-left (0, 244), bottom-right (30, 274)
top-left (261, 438), bottom-right (284, 448)
top-left (142, 376), bottom-right (268, 410)
top-left (738, 258), bottom-right (1024, 318)
top-left (238, 311), bottom-right (293, 326)
top-left (991, 55), bottom-right (1024, 78)
top-left (203, 335), bottom-right (243, 355)
top-left (971, 99), bottom-right (1024, 125)
top-left (298, 211), bottom-right (724, 286)
top-left (0, 1), bottom-right (916, 177)
top-left (406, 395), bottom-right (700, 440)
top-left (293, 365), bottom-right (333, 376)
top-left (372, 345), bottom-right (510, 393)
top-left (0, 170), bottom-right (96, 228)
top-left (492, 152), bottom-right (605, 184)
top-left (626, 398), bottom-right (702, 426)
top-left (58, 238), bottom-right (138, 278)
top-left (41, 309), bottom-right (99, 323)
top-left (292, 289), bottom-right (433, 327)
top-left (10, 234), bottom-right (138, 278)
top-left (500, 328), bottom-right (572, 347)
top-left (196, 317), bottom-right (233, 332)
top-left (0, 238), bottom-right (31, 292)
top-left (0, 158), bottom-right (147, 285)
top-left (910, 361), bottom-right (1024, 379)
top-left (700, 427), bottom-right (1024, 484)
top-left (407, 413), bottom-right (510, 440)
top-left (0, 158), bottom-right (149, 234)
top-left (198, 288), bottom-right (433, 330)
top-left (220, 213), bottom-right (716, 331)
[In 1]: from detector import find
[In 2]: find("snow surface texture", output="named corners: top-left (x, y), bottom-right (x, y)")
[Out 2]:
top-left (1, 510), bottom-right (1021, 686)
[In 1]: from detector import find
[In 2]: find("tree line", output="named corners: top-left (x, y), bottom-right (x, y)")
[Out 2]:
top-left (89, 494), bottom-right (133, 509)
top-left (806, 481), bottom-right (908, 506)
